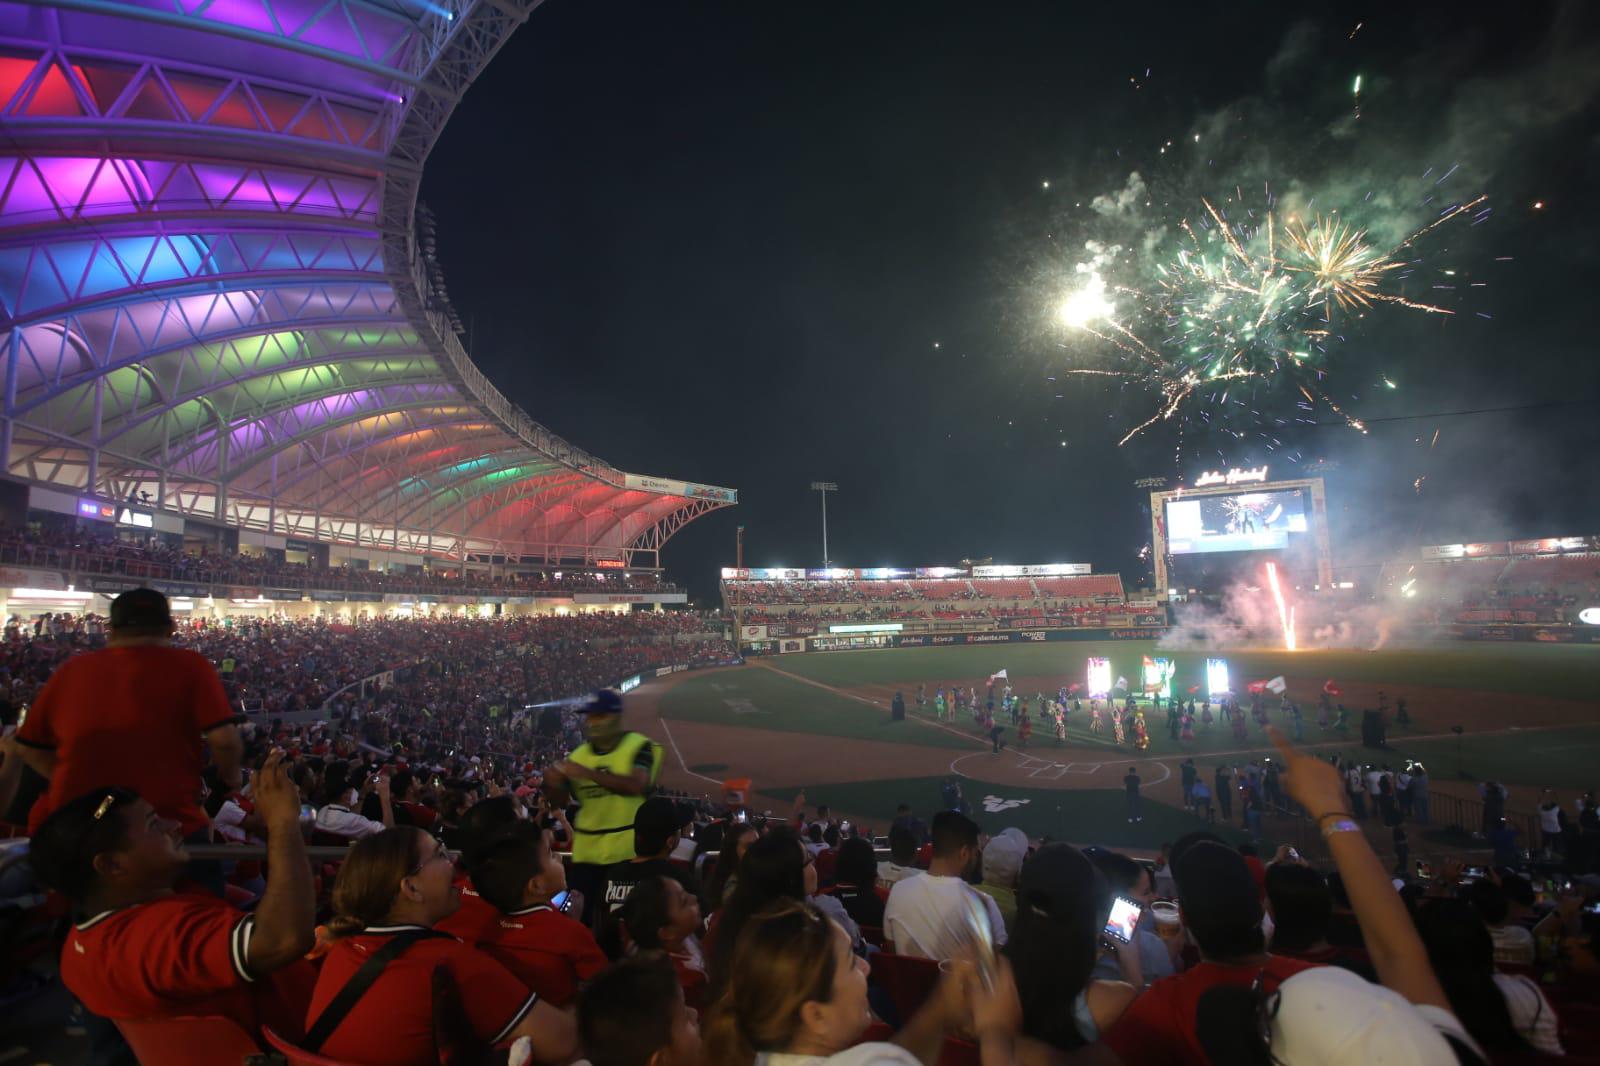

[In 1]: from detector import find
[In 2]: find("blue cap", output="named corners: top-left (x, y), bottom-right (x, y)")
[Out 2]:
top-left (582, 689), bottom-right (624, 714)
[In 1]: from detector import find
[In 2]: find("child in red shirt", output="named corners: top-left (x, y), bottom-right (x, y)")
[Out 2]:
top-left (443, 822), bottom-right (608, 1007)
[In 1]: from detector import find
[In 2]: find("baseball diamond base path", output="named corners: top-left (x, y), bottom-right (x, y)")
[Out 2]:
top-left (622, 644), bottom-right (1600, 850)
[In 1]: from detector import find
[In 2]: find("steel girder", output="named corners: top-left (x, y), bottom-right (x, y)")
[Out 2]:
top-left (1, 0), bottom-right (735, 562)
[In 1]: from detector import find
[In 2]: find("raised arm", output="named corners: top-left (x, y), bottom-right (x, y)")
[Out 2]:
top-left (1269, 727), bottom-right (1450, 1011)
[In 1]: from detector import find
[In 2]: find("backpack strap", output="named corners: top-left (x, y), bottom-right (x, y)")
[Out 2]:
top-left (303, 929), bottom-right (451, 1052)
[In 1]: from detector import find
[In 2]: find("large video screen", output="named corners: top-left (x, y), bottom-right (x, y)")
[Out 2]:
top-left (1165, 488), bottom-right (1309, 555)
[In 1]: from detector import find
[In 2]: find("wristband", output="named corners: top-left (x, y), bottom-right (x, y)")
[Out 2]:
top-left (1321, 818), bottom-right (1361, 838)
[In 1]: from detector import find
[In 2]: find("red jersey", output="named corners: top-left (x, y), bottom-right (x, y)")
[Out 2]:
top-left (306, 926), bottom-right (537, 1066)
top-left (17, 645), bottom-right (237, 835)
top-left (435, 877), bottom-right (502, 944)
top-left (62, 893), bottom-right (313, 1038)
top-left (475, 904), bottom-right (608, 1008)
top-left (1103, 956), bottom-right (1317, 1065)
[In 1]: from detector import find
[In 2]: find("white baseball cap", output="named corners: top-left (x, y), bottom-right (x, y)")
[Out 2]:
top-left (1270, 966), bottom-right (1475, 1065)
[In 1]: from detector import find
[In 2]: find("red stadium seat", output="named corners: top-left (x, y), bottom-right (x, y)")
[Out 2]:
top-left (263, 1025), bottom-right (364, 1066)
top-left (113, 1016), bottom-right (261, 1065)
top-left (870, 952), bottom-right (941, 1023)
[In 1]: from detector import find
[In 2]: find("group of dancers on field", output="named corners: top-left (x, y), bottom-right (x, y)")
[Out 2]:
top-left (913, 679), bottom-right (1409, 751)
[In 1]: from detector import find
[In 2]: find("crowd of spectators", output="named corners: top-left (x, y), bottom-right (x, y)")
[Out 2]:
top-left (2, 611), bottom-right (729, 727)
top-left (8, 589), bottom-right (1600, 1065)
top-left (1393, 555), bottom-right (1598, 626)
top-left (722, 575), bottom-right (1126, 609)
top-left (0, 525), bottom-right (675, 596)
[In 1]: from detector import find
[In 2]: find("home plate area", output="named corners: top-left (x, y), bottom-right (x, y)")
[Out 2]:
top-left (1013, 753), bottom-right (1101, 780)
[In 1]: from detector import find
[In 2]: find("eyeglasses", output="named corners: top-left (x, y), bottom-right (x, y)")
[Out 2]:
top-left (409, 840), bottom-right (452, 878)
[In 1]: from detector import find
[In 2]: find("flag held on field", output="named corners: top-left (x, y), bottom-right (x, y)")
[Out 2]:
top-left (1114, 676), bottom-right (1129, 692)
top-left (1265, 676), bottom-right (1287, 695)
top-left (988, 669), bottom-right (1008, 682)
top-left (1247, 679), bottom-right (1269, 694)
top-left (1067, 681), bottom-right (1082, 693)
top-left (1323, 679), bottom-right (1342, 696)
top-left (1187, 684), bottom-right (1201, 694)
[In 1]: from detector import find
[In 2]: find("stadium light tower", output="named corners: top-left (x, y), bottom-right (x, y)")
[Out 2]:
top-left (810, 482), bottom-right (838, 567)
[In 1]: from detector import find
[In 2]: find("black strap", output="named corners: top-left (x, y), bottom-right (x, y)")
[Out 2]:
top-left (303, 930), bottom-right (450, 1052)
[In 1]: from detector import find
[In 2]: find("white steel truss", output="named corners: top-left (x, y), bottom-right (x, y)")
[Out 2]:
top-left (1, 0), bottom-right (734, 563)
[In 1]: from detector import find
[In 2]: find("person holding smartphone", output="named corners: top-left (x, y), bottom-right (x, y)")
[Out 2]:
top-left (1007, 843), bottom-right (1142, 1052)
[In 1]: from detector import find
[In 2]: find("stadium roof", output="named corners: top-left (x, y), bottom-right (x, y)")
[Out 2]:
top-left (0, 0), bottom-right (734, 566)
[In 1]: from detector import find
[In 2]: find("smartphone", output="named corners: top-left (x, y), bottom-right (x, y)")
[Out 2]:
top-left (300, 803), bottom-right (315, 822)
top-left (1462, 866), bottom-right (1486, 880)
top-left (550, 889), bottom-right (570, 911)
top-left (1415, 860), bottom-right (1432, 881)
top-left (1103, 893), bottom-right (1144, 944)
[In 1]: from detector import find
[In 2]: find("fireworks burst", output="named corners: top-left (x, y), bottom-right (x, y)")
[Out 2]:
top-left (1054, 187), bottom-right (1486, 445)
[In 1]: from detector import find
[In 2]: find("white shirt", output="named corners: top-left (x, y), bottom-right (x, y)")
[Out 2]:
top-left (1489, 923), bottom-right (1536, 966)
top-left (883, 873), bottom-right (1007, 960)
top-left (1365, 770), bottom-right (1383, 796)
top-left (876, 861), bottom-right (923, 888)
top-left (212, 798), bottom-right (261, 844)
top-left (1494, 973), bottom-right (1564, 1055)
top-left (315, 803), bottom-right (385, 839)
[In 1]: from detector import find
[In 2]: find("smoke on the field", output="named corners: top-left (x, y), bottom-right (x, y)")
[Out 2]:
top-left (1158, 580), bottom-right (1403, 651)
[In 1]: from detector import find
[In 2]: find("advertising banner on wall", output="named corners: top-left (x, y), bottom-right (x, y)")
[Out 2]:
top-left (624, 473), bottom-right (738, 503)
top-left (0, 567), bottom-right (66, 590)
top-left (739, 624), bottom-right (768, 641)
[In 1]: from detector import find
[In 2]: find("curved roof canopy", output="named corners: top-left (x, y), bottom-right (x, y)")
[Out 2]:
top-left (0, 0), bottom-right (734, 565)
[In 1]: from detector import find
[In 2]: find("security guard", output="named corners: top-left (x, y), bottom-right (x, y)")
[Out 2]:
top-left (542, 688), bottom-right (659, 925)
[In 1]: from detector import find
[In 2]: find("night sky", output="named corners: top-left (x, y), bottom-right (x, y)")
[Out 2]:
top-left (423, 1), bottom-right (1600, 602)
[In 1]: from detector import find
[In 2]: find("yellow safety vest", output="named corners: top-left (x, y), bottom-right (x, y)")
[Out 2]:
top-left (567, 731), bottom-right (659, 865)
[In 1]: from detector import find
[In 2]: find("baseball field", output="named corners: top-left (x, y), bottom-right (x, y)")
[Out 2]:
top-left (629, 639), bottom-right (1599, 852)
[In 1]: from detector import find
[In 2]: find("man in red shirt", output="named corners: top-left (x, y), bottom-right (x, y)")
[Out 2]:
top-left (15, 588), bottom-right (244, 838)
top-left (440, 821), bottom-right (607, 1007)
top-left (27, 750), bottom-right (316, 1038)
top-left (1103, 840), bottom-right (1318, 1064)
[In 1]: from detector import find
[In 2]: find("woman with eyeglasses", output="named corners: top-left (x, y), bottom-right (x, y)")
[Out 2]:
top-left (306, 826), bottom-right (576, 1066)
top-left (703, 900), bottom-right (1021, 1066)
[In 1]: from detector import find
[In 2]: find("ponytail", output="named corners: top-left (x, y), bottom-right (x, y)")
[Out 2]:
top-left (327, 827), bottom-right (426, 939)
top-left (700, 1002), bottom-right (756, 1066)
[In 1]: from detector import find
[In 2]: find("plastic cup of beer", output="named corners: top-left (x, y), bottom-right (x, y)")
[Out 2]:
top-left (1151, 900), bottom-right (1182, 940)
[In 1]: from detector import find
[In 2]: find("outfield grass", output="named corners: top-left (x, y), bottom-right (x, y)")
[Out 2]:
top-left (658, 666), bottom-right (974, 749)
top-left (765, 641), bottom-right (1600, 703)
top-left (659, 641), bottom-right (1600, 789)
top-left (762, 777), bottom-right (1252, 852)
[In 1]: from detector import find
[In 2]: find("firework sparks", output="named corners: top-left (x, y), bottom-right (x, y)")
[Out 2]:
top-left (1265, 561), bottom-right (1297, 651)
top-left (1053, 185), bottom-right (1485, 443)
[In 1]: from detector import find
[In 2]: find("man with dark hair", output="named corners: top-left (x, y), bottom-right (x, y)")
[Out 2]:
top-left (599, 797), bottom-right (702, 918)
top-left (878, 824), bottom-right (924, 888)
top-left (14, 587), bottom-right (244, 841)
top-left (27, 751), bottom-right (315, 1038)
top-left (1264, 863), bottom-right (1374, 978)
top-left (1104, 840), bottom-right (1316, 1064)
top-left (1464, 878), bottom-right (1535, 965)
top-left (883, 810), bottom-right (1006, 958)
top-left (577, 955), bottom-right (701, 1066)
